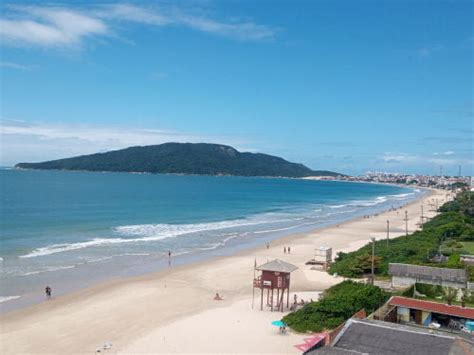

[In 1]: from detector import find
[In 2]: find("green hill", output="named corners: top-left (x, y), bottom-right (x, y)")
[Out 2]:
top-left (15, 143), bottom-right (342, 178)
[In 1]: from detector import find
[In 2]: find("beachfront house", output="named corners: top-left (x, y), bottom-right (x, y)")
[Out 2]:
top-left (374, 295), bottom-right (474, 331)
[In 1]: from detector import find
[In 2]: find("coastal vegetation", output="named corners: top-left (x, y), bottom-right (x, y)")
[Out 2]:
top-left (282, 280), bottom-right (388, 332)
top-left (328, 191), bottom-right (474, 279)
top-left (14, 143), bottom-right (341, 178)
top-left (401, 283), bottom-right (474, 307)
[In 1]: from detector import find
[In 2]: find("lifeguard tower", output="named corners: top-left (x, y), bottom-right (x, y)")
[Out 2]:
top-left (307, 246), bottom-right (332, 270)
top-left (253, 259), bottom-right (298, 312)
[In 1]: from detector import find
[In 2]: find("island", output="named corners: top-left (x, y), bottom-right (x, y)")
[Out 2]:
top-left (15, 142), bottom-right (342, 178)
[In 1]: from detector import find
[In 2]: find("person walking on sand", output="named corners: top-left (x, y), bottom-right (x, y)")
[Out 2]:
top-left (284, 247), bottom-right (287, 254)
top-left (288, 246), bottom-right (291, 254)
top-left (45, 285), bottom-right (51, 299)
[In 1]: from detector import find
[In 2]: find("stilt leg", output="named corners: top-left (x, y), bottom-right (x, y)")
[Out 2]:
top-left (271, 288), bottom-right (274, 312)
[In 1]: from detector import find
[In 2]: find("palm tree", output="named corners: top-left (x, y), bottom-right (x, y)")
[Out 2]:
top-left (460, 288), bottom-right (470, 308)
top-left (442, 287), bottom-right (458, 305)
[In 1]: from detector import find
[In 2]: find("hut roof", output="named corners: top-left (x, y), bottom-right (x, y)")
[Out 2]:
top-left (256, 259), bottom-right (298, 273)
top-left (388, 263), bottom-right (467, 283)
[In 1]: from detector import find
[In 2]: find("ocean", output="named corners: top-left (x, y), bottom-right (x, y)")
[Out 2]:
top-left (0, 169), bottom-right (424, 311)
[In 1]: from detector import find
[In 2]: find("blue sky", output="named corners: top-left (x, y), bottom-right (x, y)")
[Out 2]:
top-left (0, 1), bottom-right (472, 175)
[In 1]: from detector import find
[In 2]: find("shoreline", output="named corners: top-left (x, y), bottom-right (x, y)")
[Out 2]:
top-left (0, 188), bottom-right (448, 354)
top-left (0, 176), bottom-right (422, 314)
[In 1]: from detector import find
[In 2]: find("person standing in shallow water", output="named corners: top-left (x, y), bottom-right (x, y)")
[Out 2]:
top-left (45, 286), bottom-right (51, 299)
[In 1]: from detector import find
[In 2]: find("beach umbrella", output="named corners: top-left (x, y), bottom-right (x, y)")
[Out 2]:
top-left (271, 320), bottom-right (286, 327)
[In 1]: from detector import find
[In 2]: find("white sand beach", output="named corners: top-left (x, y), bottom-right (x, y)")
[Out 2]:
top-left (0, 188), bottom-right (449, 354)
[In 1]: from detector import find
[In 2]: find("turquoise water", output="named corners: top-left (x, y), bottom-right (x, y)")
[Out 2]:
top-left (0, 169), bottom-right (423, 311)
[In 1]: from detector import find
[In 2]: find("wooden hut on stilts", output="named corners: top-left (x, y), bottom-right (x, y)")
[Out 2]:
top-left (252, 259), bottom-right (298, 312)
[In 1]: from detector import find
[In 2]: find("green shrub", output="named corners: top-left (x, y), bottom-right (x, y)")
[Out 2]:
top-left (282, 281), bottom-right (388, 333)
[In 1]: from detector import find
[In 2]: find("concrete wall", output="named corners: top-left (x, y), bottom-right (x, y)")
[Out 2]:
top-left (391, 276), bottom-right (466, 289)
top-left (397, 306), bottom-right (410, 323)
top-left (392, 276), bottom-right (416, 288)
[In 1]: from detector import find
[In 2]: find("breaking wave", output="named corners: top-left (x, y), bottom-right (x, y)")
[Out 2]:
top-left (0, 296), bottom-right (20, 303)
top-left (18, 190), bottom-right (420, 260)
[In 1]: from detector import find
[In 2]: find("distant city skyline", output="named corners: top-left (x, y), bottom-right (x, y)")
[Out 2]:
top-left (1, 1), bottom-right (472, 176)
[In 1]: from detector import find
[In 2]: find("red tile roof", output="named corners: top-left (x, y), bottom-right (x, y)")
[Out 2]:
top-left (389, 296), bottom-right (474, 319)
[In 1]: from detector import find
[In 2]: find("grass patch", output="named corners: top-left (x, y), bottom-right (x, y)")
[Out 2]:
top-left (460, 241), bottom-right (474, 254)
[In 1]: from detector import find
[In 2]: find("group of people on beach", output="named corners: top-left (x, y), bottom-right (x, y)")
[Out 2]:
top-left (283, 246), bottom-right (291, 254)
top-left (290, 294), bottom-right (315, 310)
top-left (363, 214), bottom-right (379, 218)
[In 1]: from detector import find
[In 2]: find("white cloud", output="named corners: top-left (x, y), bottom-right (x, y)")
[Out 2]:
top-left (0, 119), bottom-right (251, 166)
top-left (100, 4), bottom-right (171, 26)
top-left (0, 6), bottom-right (108, 48)
top-left (433, 151), bottom-right (455, 156)
top-left (0, 61), bottom-right (36, 70)
top-left (380, 153), bottom-right (418, 163)
top-left (0, 3), bottom-right (276, 49)
top-left (175, 14), bottom-right (275, 41)
top-left (102, 3), bottom-right (276, 41)
top-left (416, 45), bottom-right (443, 58)
top-left (379, 151), bottom-right (472, 170)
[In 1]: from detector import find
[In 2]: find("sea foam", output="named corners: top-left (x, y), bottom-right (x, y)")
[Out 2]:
top-left (0, 296), bottom-right (21, 303)
top-left (19, 214), bottom-right (302, 258)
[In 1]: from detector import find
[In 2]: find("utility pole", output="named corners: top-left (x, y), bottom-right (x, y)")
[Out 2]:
top-left (386, 220), bottom-right (390, 247)
top-left (404, 211), bottom-right (408, 236)
top-left (421, 205), bottom-right (424, 229)
top-left (458, 165), bottom-right (462, 177)
top-left (371, 237), bottom-right (376, 285)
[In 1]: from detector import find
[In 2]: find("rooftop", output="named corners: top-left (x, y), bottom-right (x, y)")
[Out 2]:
top-left (307, 318), bottom-right (473, 355)
top-left (256, 259), bottom-right (298, 273)
top-left (389, 296), bottom-right (474, 319)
